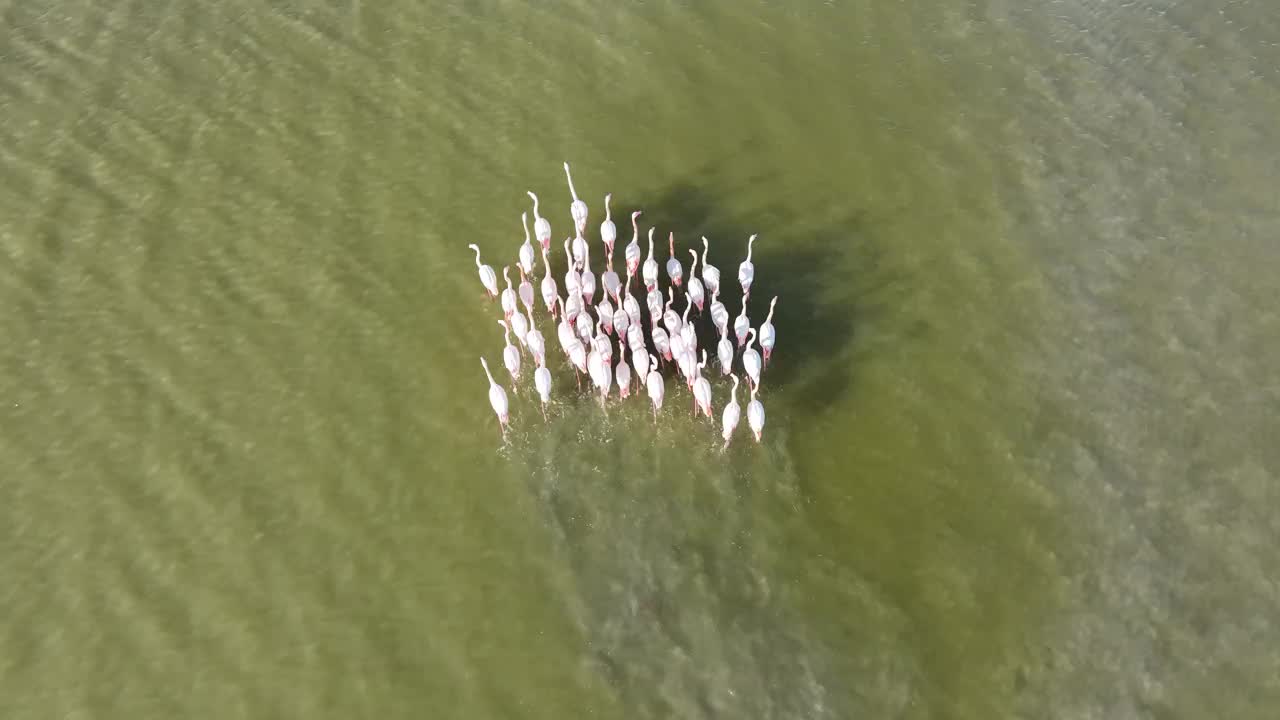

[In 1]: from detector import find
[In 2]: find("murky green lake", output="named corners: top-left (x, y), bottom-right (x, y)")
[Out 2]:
top-left (2, 1), bottom-right (1277, 718)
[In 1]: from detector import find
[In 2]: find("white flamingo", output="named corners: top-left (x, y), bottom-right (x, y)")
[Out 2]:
top-left (665, 232), bottom-right (683, 288)
top-left (677, 346), bottom-right (696, 389)
top-left (498, 320), bottom-right (521, 388)
top-left (572, 232), bottom-right (587, 274)
top-left (527, 191), bottom-right (551, 251)
top-left (646, 353), bottom-right (664, 422)
top-left (598, 295), bottom-right (615, 336)
top-left (738, 233), bottom-right (757, 299)
top-left (760, 296), bottom-right (778, 367)
top-left (540, 247), bottom-right (559, 318)
top-left (625, 211), bottom-right (643, 277)
top-left (670, 329), bottom-right (687, 375)
top-left (525, 308), bottom-right (546, 367)
top-left (748, 383), bottom-right (765, 442)
top-left (518, 212), bottom-right (535, 275)
top-left (701, 236), bottom-right (721, 298)
top-left (734, 296), bottom-right (750, 347)
top-left (663, 287), bottom-right (682, 337)
top-left (709, 288), bottom-right (729, 338)
top-left (534, 359), bottom-right (552, 421)
top-left (743, 328), bottom-right (761, 391)
top-left (587, 319), bottom-right (611, 409)
top-left (721, 375), bottom-right (741, 450)
top-left (717, 325), bottom-right (734, 376)
top-left (632, 340), bottom-right (650, 388)
top-left (555, 297), bottom-right (575, 359)
top-left (602, 243), bottom-right (621, 303)
top-left (680, 292), bottom-right (697, 354)
top-left (616, 346), bottom-right (632, 399)
top-left (687, 248), bottom-right (705, 313)
top-left (693, 350), bottom-right (712, 418)
top-left (469, 244), bottom-right (498, 298)
top-left (500, 266), bottom-right (517, 320)
top-left (510, 305), bottom-right (529, 351)
top-left (480, 357), bottom-right (510, 439)
top-left (580, 241), bottom-right (596, 307)
top-left (562, 238), bottom-right (581, 301)
top-left (600, 193), bottom-right (617, 257)
top-left (646, 286), bottom-right (664, 327)
top-left (518, 265), bottom-right (535, 316)
top-left (575, 306), bottom-right (593, 346)
top-left (612, 302), bottom-right (629, 340)
top-left (623, 274), bottom-right (642, 329)
top-left (652, 325), bottom-right (671, 363)
top-left (564, 162), bottom-right (588, 235)
top-left (642, 227), bottom-right (659, 291)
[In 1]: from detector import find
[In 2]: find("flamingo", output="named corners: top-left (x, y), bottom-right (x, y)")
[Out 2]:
top-left (721, 374), bottom-right (741, 450)
top-left (525, 308), bottom-right (546, 367)
top-left (670, 329), bottom-right (687, 375)
top-left (626, 322), bottom-right (645, 356)
top-left (646, 286), bottom-right (664, 327)
top-left (663, 287), bottom-right (682, 337)
top-left (498, 320), bottom-right (521, 387)
top-left (600, 193), bottom-right (617, 256)
top-left (555, 297), bottom-right (575, 359)
top-left (602, 243), bottom-right (621, 303)
top-left (598, 295), bottom-right (615, 336)
top-left (687, 249), bottom-right (705, 313)
top-left (748, 383), bottom-right (765, 442)
top-left (625, 211), bottom-right (642, 277)
top-left (692, 351), bottom-right (712, 418)
top-left (468, 244), bottom-right (498, 298)
top-left (587, 319), bottom-right (611, 409)
top-left (572, 232), bottom-right (587, 273)
top-left (480, 357), bottom-right (510, 439)
top-left (632, 340), bottom-right (650, 388)
top-left (518, 266), bottom-right (535, 316)
top-left (540, 247), bottom-right (559, 318)
top-left (575, 306), bottom-right (593, 346)
top-left (612, 302), bottom-right (629, 340)
top-left (677, 345), bottom-right (695, 390)
top-left (616, 346), bottom-right (632, 399)
top-left (665, 232), bottom-right (683, 288)
top-left (738, 234), bottom-right (757, 299)
top-left (743, 328), bottom-right (761, 390)
top-left (734, 296), bottom-right (750, 347)
top-left (593, 317), bottom-right (613, 368)
top-left (500, 266), bottom-right (517, 320)
top-left (565, 290), bottom-right (583, 328)
top-left (701, 236), bottom-right (721, 297)
top-left (534, 359), bottom-right (552, 421)
top-left (510, 304), bottom-right (529, 351)
top-left (709, 287), bottom-right (729, 338)
top-left (580, 241), bottom-right (596, 307)
top-left (646, 353), bottom-right (664, 422)
top-left (642, 227), bottom-right (659, 291)
top-left (760, 296), bottom-right (778, 367)
top-left (717, 325), bottom-right (734, 376)
top-left (518, 212), bottom-right (535, 275)
top-left (680, 292), bottom-right (696, 354)
top-left (564, 162), bottom-right (588, 235)
top-left (562, 238), bottom-right (581, 301)
top-left (652, 325), bottom-right (671, 362)
top-left (622, 274), bottom-right (642, 328)
top-left (527, 191), bottom-right (552, 251)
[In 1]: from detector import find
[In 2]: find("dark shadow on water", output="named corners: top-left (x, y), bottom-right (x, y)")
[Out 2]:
top-left (634, 177), bottom-right (915, 418)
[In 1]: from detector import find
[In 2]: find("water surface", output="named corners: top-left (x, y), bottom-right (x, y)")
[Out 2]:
top-left (2, 1), bottom-right (1277, 718)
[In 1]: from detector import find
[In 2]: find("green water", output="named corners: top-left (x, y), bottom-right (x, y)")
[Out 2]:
top-left (2, 1), bottom-right (1278, 718)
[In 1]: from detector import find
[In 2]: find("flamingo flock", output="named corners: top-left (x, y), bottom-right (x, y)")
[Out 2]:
top-left (474, 162), bottom-right (777, 449)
